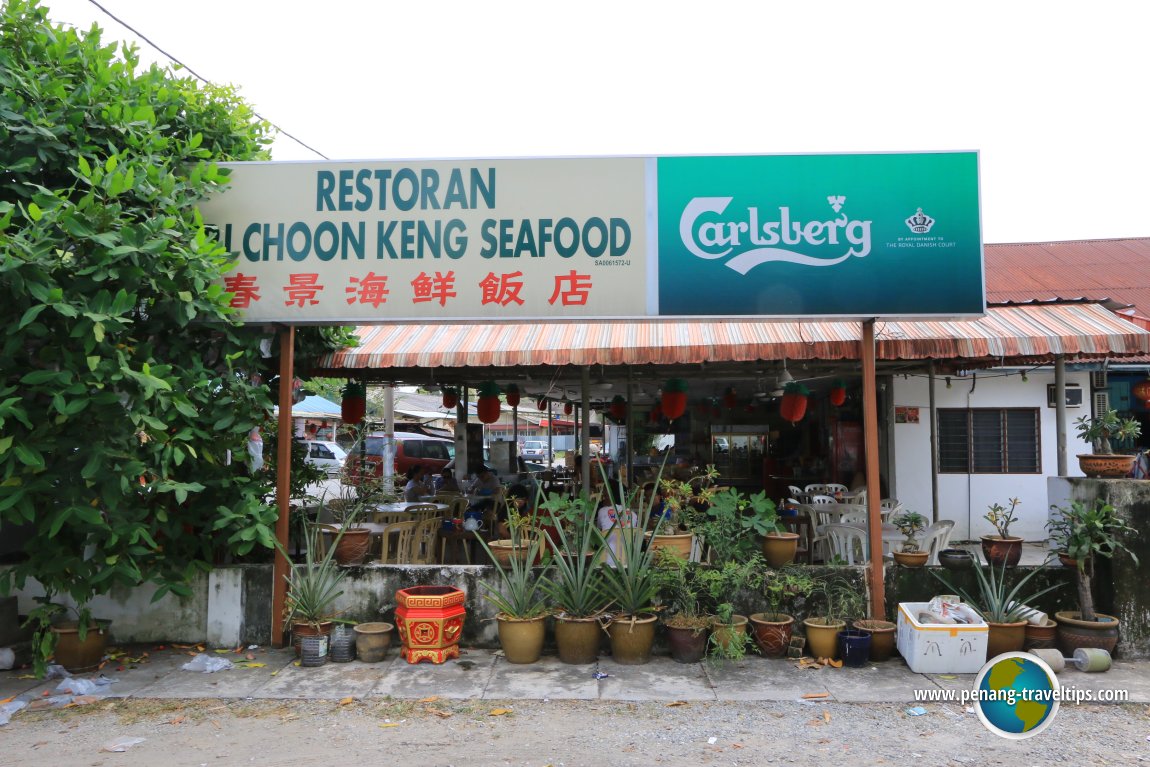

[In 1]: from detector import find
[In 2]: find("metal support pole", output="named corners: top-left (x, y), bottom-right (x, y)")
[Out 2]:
top-left (862, 321), bottom-right (886, 620)
top-left (271, 325), bottom-right (295, 648)
top-left (1055, 355), bottom-right (1067, 476)
top-left (928, 361), bottom-right (939, 523)
top-left (581, 366), bottom-right (592, 495)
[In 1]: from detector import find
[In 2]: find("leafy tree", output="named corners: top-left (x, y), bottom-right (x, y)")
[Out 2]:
top-left (0, 0), bottom-right (313, 669)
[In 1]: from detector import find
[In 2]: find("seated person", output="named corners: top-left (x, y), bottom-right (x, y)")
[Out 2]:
top-left (403, 465), bottom-right (432, 502)
top-left (434, 468), bottom-right (461, 493)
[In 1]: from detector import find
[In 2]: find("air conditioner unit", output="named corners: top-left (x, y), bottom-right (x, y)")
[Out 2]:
top-left (1090, 371), bottom-right (1108, 390)
top-left (1046, 384), bottom-right (1083, 408)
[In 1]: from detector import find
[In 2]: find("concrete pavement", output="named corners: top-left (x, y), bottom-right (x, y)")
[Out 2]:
top-left (2, 644), bottom-right (1147, 708)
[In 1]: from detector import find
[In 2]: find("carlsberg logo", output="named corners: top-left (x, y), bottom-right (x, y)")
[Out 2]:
top-left (679, 195), bottom-right (872, 274)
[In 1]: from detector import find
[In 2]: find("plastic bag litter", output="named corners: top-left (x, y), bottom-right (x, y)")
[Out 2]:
top-left (101, 736), bottom-right (145, 752)
top-left (54, 676), bottom-right (112, 696)
top-left (44, 664), bottom-right (71, 679)
top-left (181, 653), bottom-right (234, 673)
top-left (0, 699), bottom-right (28, 726)
top-left (0, 647), bottom-right (14, 670)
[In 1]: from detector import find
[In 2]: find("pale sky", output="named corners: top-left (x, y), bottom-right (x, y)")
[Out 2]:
top-left (42, 0), bottom-right (1150, 244)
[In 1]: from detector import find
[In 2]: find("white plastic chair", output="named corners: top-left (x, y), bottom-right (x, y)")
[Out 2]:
top-left (822, 483), bottom-right (848, 496)
top-left (805, 483), bottom-right (829, 496)
top-left (879, 498), bottom-right (903, 522)
top-left (919, 520), bottom-right (956, 565)
top-left (839, 509), bottom-right (868, 526)
top-left (818, 523), bottom-right (869, 565)
top-left (807, 495), bottom-right (839, 526)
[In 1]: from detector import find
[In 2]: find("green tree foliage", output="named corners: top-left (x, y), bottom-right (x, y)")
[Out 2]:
top-left (0, 1), bottom-right (287, 635)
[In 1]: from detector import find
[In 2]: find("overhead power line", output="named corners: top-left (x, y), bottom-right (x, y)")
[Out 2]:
top-left (85, 0), bottom-right (329, 160)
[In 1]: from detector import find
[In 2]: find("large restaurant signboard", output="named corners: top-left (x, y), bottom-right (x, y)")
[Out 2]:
top-left (199, 152), bottom-right (983, 322)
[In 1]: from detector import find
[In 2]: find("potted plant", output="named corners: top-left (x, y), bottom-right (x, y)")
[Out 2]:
top-left (929, 556), bottom-right (1064, 661)
top-left (278, 530), bottom-right (348, 661)
top-left (750, 568), bottom-right (815, 658)
top-left (539, 493), bottom-right (609, 664)
top-left (26, 600), bottom-right (111, 676)
top-left (656, 558), bottom-right (712, 663)
top-left (980, 498), bottom-right (1023, 568)
top-left (596, 475), bottom-right (663, 665)
top-left (324, 478), bottom-right (384, 565)
top-left (698, 558), bottom-right (764, 661)
top-left (802, 572), bottom-right (864, 662)
top-left (1048, 499), bottom-right (1140, 654)
top-left (475, 533), bottom-right (551, 663)
top-left (1074, 409), bottom-right (1142, 477)
top-left (891, 510), bottom-right (928, 567)
top-left (649, 462), bottom-right (716, 560)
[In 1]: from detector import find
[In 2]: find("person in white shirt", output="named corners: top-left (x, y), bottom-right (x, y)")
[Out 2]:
top-left (403, 466), bottom-right (431, 502)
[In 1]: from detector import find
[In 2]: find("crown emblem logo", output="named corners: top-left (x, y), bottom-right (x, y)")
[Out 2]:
top-left (905, 207), bottom-right (935, 234)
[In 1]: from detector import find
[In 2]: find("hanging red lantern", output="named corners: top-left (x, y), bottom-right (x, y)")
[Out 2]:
top-left (829, 379), bottom-right (847, 407)
top-left (536, 397), bottom-right (547, 411)
top-left (340, 380), bottom-right (366, 425)
top-left (476, 381), bottom-right (502, 424)
top-left (1133, 379), bottom-right (1150, 404)
top-left (563, 400), bottom-right (574, 416)
top-left (661, 378), bottom-right (689, 421)
top-left (441, 387), bottom-right (459, 409)
top-left (780, 382), bottom-right (810, 424)
top-left (722, 387), bottom-right (738, 409)
top-left (609, 395), bottom-right (627, 422)
top-left (505, 383), bottom-right (521, 408)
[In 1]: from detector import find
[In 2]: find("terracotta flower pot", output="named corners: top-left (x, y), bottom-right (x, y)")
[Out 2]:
top-left (1023, 618), bottom-right (1058, 651)
top-left (665, 622), bottom-right (710, 663)
top-left (749, 612), bottom-right (794, 658)
top-left (1076, 453), bottom-right (1137, 478)
top-left (554, 616), bottom-right (603, 665)
top-left (986, 619), bottom-right (1028, 660)
top-left (353, 622), bottom-right (394, 662)
top-left (1054, 610), bottom-right (1120, 655)
top-left (607, 614), bottom-right (657, 665)
top-left (333, 528), bottom-right (372, 565)
top-left (853, 619), bottom-right (896, 661)
top-left (647, 531), bottom-right (695, 562)
top-left (893, 550), bottom-right (929, 567)
top-left (761, 532), bottom-right (800, 568)
top-left (980, 536), bottom-right (1023, 568)
top-left (710, 614), bottom-right (749, 653)
top-left (497, 615), bottom-right (546, 664)
top-left (803, 618), bottom-right (845, 660)
top-left (51, 620), bottom-right (110, 673)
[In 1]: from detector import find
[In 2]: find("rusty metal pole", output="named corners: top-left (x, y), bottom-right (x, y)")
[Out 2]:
top-left (271, 325), bottom-right (295, 647)
top-left (862, 320), bottom-right (886, 620)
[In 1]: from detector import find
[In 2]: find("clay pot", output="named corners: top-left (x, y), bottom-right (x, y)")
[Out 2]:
top-left (749, 612), bottom-right (794, 658)
top-left (554, 616), bottom-right (602, 665)
top-left (333, 528), bottom-right (372, 565)
top-left (938, 549), bottom-right (974, 571)
top-left (1076, 453), bottom-right (1137, 478)
top-left (986, 619), bottom-right (1028, 660)
top-left (647, 532), bottom-right (695, 562)
top-left (761, 532), bottom-right (800, 568)
top-left (803, 618), bottom-right (845, 660)
top-left (1023, 618), bottom-right (1058, 651)
top-left (1054, 611), bottom-right (1120, 655)
top-left (665, 623), bottom-right (710, 664)
top-left (606, 614), bottom-right (657, 665)
top-left (51, 620), bottom-right (110, 673)
top-left (353, 622), bottom-right (394, 662)
top-left (497, 615), bottom-right (546, 664)
top-left (893, 550), bottom-right (929, 567)
top-left (1057, 553), bottom-right (1078, 568)
top-left (710, 614), bottom-right (749, 653)
top-left (853, 619), bottom-right (896, 661)
top-left (980, 536), bottom-right (1023, 568)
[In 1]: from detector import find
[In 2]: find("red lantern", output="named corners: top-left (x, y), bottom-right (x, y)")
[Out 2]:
top-left (563, 401), bottom-right (573, 416)
top-left (780, 382), bottom-right (810, 424)
top-left (505, 384), bottom-right (521, 408)
top-left (476, 381), bottom-right (501, 424)
top-left (536, 397), bottom-right (547, 411)
top-left (341, 380), bottom-right (365, 425)
top-left (609, 395), bottom-right (627, 422)
top-left (829, 379), bottom-right (847, 407)
top-left (722, 387), bottom-right (738, 409)
top-left (1133, 379), bottom-right (1150, 404)
top-left (661, 378), bottom-right (688, 421)
top-left (441, 387), bottom-right (459, 409)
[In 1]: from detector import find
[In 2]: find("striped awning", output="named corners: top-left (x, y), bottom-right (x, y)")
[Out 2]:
top-left (313, 302), bottom-right (1150, 373)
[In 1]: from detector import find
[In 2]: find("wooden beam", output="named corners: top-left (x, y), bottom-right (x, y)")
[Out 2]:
top-left (862, 320), bottom-right (886, 620)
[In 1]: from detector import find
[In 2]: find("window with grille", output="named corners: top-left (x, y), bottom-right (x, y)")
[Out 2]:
top-left (937, 408), bottom-right (1040, 473)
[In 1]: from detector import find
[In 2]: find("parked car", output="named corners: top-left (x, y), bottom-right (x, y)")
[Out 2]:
top-left (342, 431), bottom-right (454, 485)
top-left (303, 440), bottom-right (348, 477)
top-left (520, 439), bottom-right (550, 462)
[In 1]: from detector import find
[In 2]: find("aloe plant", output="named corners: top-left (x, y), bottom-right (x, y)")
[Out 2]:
top-left (475, 534), bottom-right (551, 619)
top-left (930, 556), bottom-right (1063, 623)
top-left (539, 494), bottom-right (609, 619)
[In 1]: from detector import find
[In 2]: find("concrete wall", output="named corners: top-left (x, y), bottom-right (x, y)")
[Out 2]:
top-left (891, 369), bottom-right (1092, 540)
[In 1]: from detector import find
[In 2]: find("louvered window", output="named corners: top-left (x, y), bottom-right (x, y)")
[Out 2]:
top-left (937, 408), bottom-right (1040, 474)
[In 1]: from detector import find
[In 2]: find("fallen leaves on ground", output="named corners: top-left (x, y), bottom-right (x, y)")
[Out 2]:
top-left (666, 701), bottom-right (689, 707)
top-left (418, 696), bottom-right (439, 703)
top-left (488, 708), bottom-right (513, 716)
top-left (425, 707), bottom-right (453, 719)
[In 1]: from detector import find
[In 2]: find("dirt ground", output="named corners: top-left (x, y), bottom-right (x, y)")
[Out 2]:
top-left (2, 697), bottom-right (1148, 766)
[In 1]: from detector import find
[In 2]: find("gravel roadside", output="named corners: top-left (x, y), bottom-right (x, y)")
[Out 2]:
top-left (2, 697), bottom-right (1147, 766)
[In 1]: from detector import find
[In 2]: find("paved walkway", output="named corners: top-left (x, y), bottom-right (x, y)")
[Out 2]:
top-left (3, 645), bottom-right (1146, 705)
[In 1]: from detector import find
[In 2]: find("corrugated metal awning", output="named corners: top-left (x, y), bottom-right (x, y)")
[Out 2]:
top-left (313, 302), bottom-right (1150, 373)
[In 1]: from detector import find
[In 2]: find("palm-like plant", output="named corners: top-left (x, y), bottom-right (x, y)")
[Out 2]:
top-left (930, 556), bottom-right (1063, 623)
top-left (1048, 500), bottom-right (1139, 622)
top-left (475, 533), bottom-right (550, 619)
top-left (539, 494), bottom-right (609, 619)
top-left (278, 529), bottom-right (347, 631)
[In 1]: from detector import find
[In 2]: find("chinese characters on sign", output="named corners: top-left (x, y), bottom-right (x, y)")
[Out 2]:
top-left (223, 270), bottom-right (596, 311)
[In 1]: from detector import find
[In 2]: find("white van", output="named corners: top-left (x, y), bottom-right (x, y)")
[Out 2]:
top-left (304, 440), bottom-right (348, 476)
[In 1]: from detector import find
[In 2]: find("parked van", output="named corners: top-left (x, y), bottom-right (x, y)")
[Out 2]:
top-left (341, 431), bottom-right (454, 484)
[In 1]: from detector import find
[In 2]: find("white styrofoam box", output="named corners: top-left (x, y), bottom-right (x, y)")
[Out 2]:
top-left (896, 601), bottom-right (988, 674)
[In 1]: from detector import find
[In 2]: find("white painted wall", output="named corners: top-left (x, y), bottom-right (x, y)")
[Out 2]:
top-left (891, 369), bottom-right (1092, 541)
